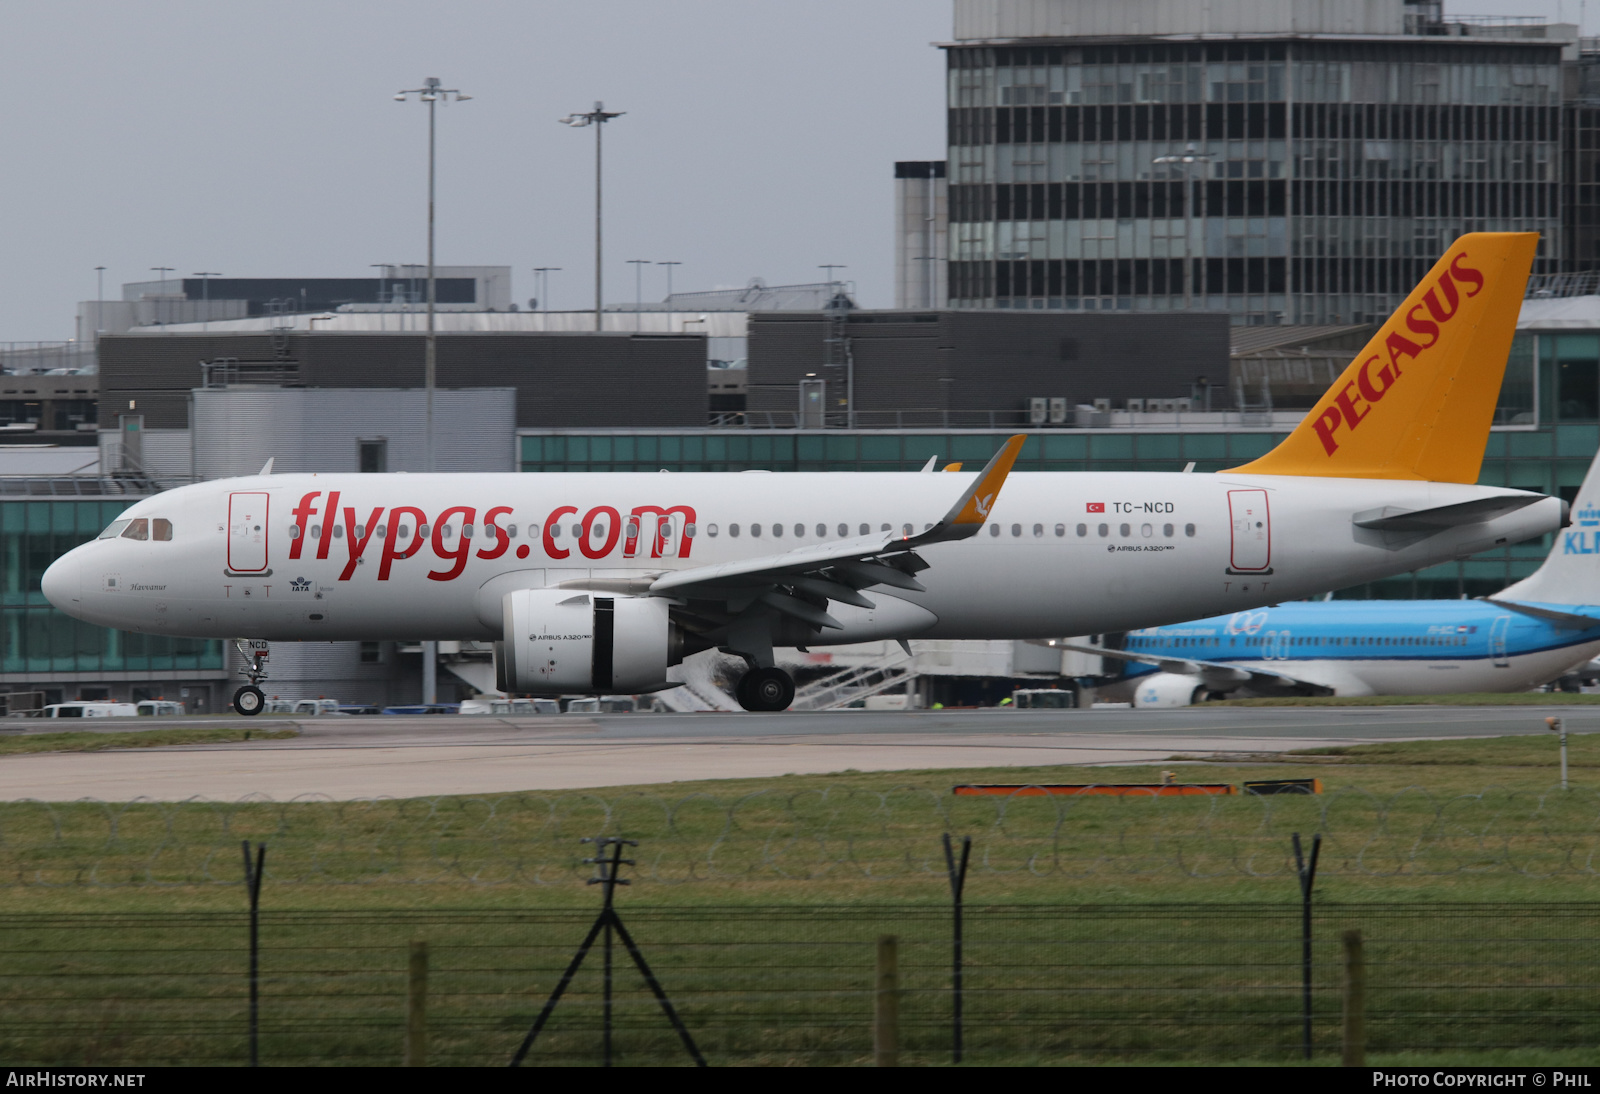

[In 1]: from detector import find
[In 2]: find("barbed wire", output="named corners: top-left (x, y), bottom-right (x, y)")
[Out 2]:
top-left (2, 783), bottom-right (1600, 886)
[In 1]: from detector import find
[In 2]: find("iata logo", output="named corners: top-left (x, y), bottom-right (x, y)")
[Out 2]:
top-left (289, 576), bottom-right (311, 592)
top-left (1310, 252), bottom-right (1485, 456)
top-left (1225, 610), bottom-right (1268, 635)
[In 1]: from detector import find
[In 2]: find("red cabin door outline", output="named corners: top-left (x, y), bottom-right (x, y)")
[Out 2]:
top-left (228, 492), bottom-right (270, 573)
top-left (1227, 489), bottom-right (1272, 573)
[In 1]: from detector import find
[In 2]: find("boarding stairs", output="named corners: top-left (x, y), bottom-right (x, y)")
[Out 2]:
top-left (791, 650), bottom-right (914, 711)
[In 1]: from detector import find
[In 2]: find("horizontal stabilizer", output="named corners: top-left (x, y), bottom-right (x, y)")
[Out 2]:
top-left (1486, 598), bottom-right (1600, 631)
top-left (1353, 494), bottom-right (1541, 532)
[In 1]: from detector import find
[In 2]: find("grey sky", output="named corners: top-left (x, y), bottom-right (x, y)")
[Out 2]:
top-left (0, 2), bottom-right (1583, 343)
top-left (0, 0), bottom-right (949, 341)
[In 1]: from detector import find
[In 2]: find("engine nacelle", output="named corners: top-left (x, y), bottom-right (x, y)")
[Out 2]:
top-left (1131, 672), bottom-right (1205, 709)
top-left (496, 589), bottom-right (675, 695)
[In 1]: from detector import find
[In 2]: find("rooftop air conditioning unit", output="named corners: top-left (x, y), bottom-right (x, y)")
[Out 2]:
top-left (1048, 397), bottom-right (1067, 424)
top-left (1175, 397), bottom-right (1192, 412)
top-left (1158, 398), bottom-right (1177, 413)
top-left (1029, 397), bottom-right (1049, 425)
top-left (1092, 398), bottom-right (1111, 413)
top-left (1126, 398), bottom-right (1145, 413)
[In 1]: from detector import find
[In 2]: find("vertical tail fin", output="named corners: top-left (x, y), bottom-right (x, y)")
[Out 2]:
top-left (1229, 232), bottom-right (1538, 483)
top-left (1497, 447), bottom-right (1600, 607)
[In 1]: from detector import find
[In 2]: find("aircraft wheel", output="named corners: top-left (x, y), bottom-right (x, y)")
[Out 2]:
top-left (737, 667), bottom-right (794, 712)
top-left (233, 686), bottom-right (265, 717)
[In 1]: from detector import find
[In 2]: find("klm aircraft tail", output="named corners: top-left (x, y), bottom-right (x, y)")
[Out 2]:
top-left (1499, 445), bottom-right (1600, 606)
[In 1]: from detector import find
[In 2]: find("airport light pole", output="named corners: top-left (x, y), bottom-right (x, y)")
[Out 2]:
top-left (397, 77), bottom-right (470, 710)
top-left (627, 259), bottom-right (649, 331)
top-left (533, 267), bottom-right (561, 317)
top-left (193, 272), bottom-right (221, 332)
top-left (150, 267), bottom-right (174, 328)
top-left (93, 266), bottom-right (105, 343)
top-left (395, 77), bottom-right (472, 475)
top-left (560, 102), bottom-right (624, 332)
top-left (657, 261), bottom-right (681, 306)
top-left (1152, 145), bottom-right (1211, 312)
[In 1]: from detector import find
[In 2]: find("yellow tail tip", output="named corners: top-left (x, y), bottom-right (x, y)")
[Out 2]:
top-left (1227, 231), bottom-right (1538, 484)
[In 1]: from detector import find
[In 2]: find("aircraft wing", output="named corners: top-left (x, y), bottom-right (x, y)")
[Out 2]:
top-left (647, 436), bottom-right (1027, 626)
top-left (1051, 642), bottom-right (1308, 690)
top-left (1486, 598), bottom-right (1600, 631)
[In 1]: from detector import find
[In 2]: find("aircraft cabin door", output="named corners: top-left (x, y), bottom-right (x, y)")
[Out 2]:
top-left (1490, 615), bottom-right (1511, 667)
top-left (228, 492), bottom-right (270, 574)
top-left (1227, 489), bottom-right (1272, 573)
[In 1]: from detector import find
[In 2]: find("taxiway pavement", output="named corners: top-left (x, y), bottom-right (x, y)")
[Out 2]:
top-left (0, 705), bottom-right (1580, 802)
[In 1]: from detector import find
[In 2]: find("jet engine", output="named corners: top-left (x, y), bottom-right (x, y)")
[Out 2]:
top-left (496, 589), bottom-right (681, 695)
top-left (1131, 672), bottom-right (1206, 709)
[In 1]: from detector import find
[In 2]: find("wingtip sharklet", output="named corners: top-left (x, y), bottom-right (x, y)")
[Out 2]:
top-left (904, 434), bottom-right (1027, 548)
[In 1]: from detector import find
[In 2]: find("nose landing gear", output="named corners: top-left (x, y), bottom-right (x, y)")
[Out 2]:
top-left (232, 640), bottom-right (271, 717)
top-left (735, 666), bottom-right (795, 712)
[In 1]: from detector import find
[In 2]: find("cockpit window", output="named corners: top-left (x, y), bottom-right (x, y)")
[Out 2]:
top-left (152, 519), bottom-right (173, 541)
top-left (98, 520), bottom-right (132, 540)
top-left (121, 518), bottom-right (149, 541)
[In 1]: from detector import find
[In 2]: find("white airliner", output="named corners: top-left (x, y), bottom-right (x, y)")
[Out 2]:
top-left (43, 233), bottom-right (1566, 714)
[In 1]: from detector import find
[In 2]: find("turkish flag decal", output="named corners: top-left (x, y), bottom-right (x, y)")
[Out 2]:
top-left (1086, 502), bottom-right (1105, 513)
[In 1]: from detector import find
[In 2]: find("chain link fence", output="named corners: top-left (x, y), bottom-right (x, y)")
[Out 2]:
top-left (0, 902), bottom-right (1595, 1066)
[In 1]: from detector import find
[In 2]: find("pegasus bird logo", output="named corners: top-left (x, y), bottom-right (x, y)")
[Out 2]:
top-left (973, 493), bottom-right (994, 517)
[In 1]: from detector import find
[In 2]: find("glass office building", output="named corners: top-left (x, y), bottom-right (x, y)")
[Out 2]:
top-left (944, 20), bottom-right (1565, 323)
top-left (0, 498), bottom-right (224, 708)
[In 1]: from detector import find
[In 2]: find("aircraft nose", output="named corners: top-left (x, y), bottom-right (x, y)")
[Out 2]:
top-left (41, 551), bottom-right (80, 609)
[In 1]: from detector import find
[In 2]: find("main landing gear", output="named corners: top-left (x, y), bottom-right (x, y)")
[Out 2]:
top-left (232, 640), bottom-right (270, 717)
top-left (735, 666), bottom-right (795, 712)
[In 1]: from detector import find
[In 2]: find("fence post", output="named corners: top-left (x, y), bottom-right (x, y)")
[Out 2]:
top-left (942, 833), bottom-right (972, 1065)
top-left (875, 934), bottom-right (899, 1067)
top-left (241, 841), bottom-right (265, 1068)
top-left (406, 940), bottom-right (428, 1067)
top-left (1342, 929), bottom-right (1365, 1068)
top-left (1292, 832), bottom-right (1322, 1061)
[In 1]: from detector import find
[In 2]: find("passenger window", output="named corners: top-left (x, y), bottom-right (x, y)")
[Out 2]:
top-left (1098, 523), bottom-right (1109, 537)
top-left (288, 524), bottom-right (301, 540)
top-left (1120, 524), bottom-right (1130, 536)
top-left (989, 524), bottom-right (1001, 537)
top-left (1011, 524), bottom-right (1021, 537)
top-left (461, 524), bottom-right (473, 538)
top-left (1185, 523), bottom-right (1196, 536)
top-left (685, 524), bottom-right (696, 539)
top-left (751, 524), bottom-right (761, 538)
top-left (121, 519), bottom-right (149, 541)
top-left (506, 524), bottom-right (518, 538)
top-left (418, 524), bottom-right (429, 538)
top-left (526, 523), bottom-right (539, 538)
top-left (571, 524), bottom-right (582, 538)
top-left (795, 524), bottom-right (805, 537)
top-left (98, 519), bottom-right (132, 540)
top-left (816, 523), bottom-right (826, 537)
top-left (707, 524), bottom-right (719, 537)
top-left (153, 519), bottom-right (172, 541)
top-left (1033, 524), bottom-right (1043, 537)
top-left (772, 524), bottom-right (782, 537)
top-left (838, 524), bottom-right (848, 537)
top-left (336, 525), bottom-right (347, 539)
top-left (1164, 523), bottom-right (1174, 537)
top-left (880, 523), bottom-right (890, 532)
top-left (1055, 524), bottom-right (1065, 536)
top-left (310, 524), bottom-right (321, 539)
top-left (859, 523), bottom-right (869, 535)
top-left (1141, 523), bottom-right (1152, 537)
top-left (903, 523), bottom-right (913, 536)
top-left (1076, 524), bottom-right (1087, 537)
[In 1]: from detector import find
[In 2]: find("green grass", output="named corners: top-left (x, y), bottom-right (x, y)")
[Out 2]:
top-left (0, 727), bottom-right (298, 754)
top-left (1211, 692), bottom-right (1600, 706)
top-left (0, 733), bottom-right (1598, 1066)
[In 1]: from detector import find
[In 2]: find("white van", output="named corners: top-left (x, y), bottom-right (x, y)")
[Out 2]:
top-left (135, 701), bottom-right (185, 717)
top-left (40, 703), bottom-right (139, 718)
top-left (292, 699), bottom-right (345, 716)
top-left (460, 698), bottom-right (563, 715)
